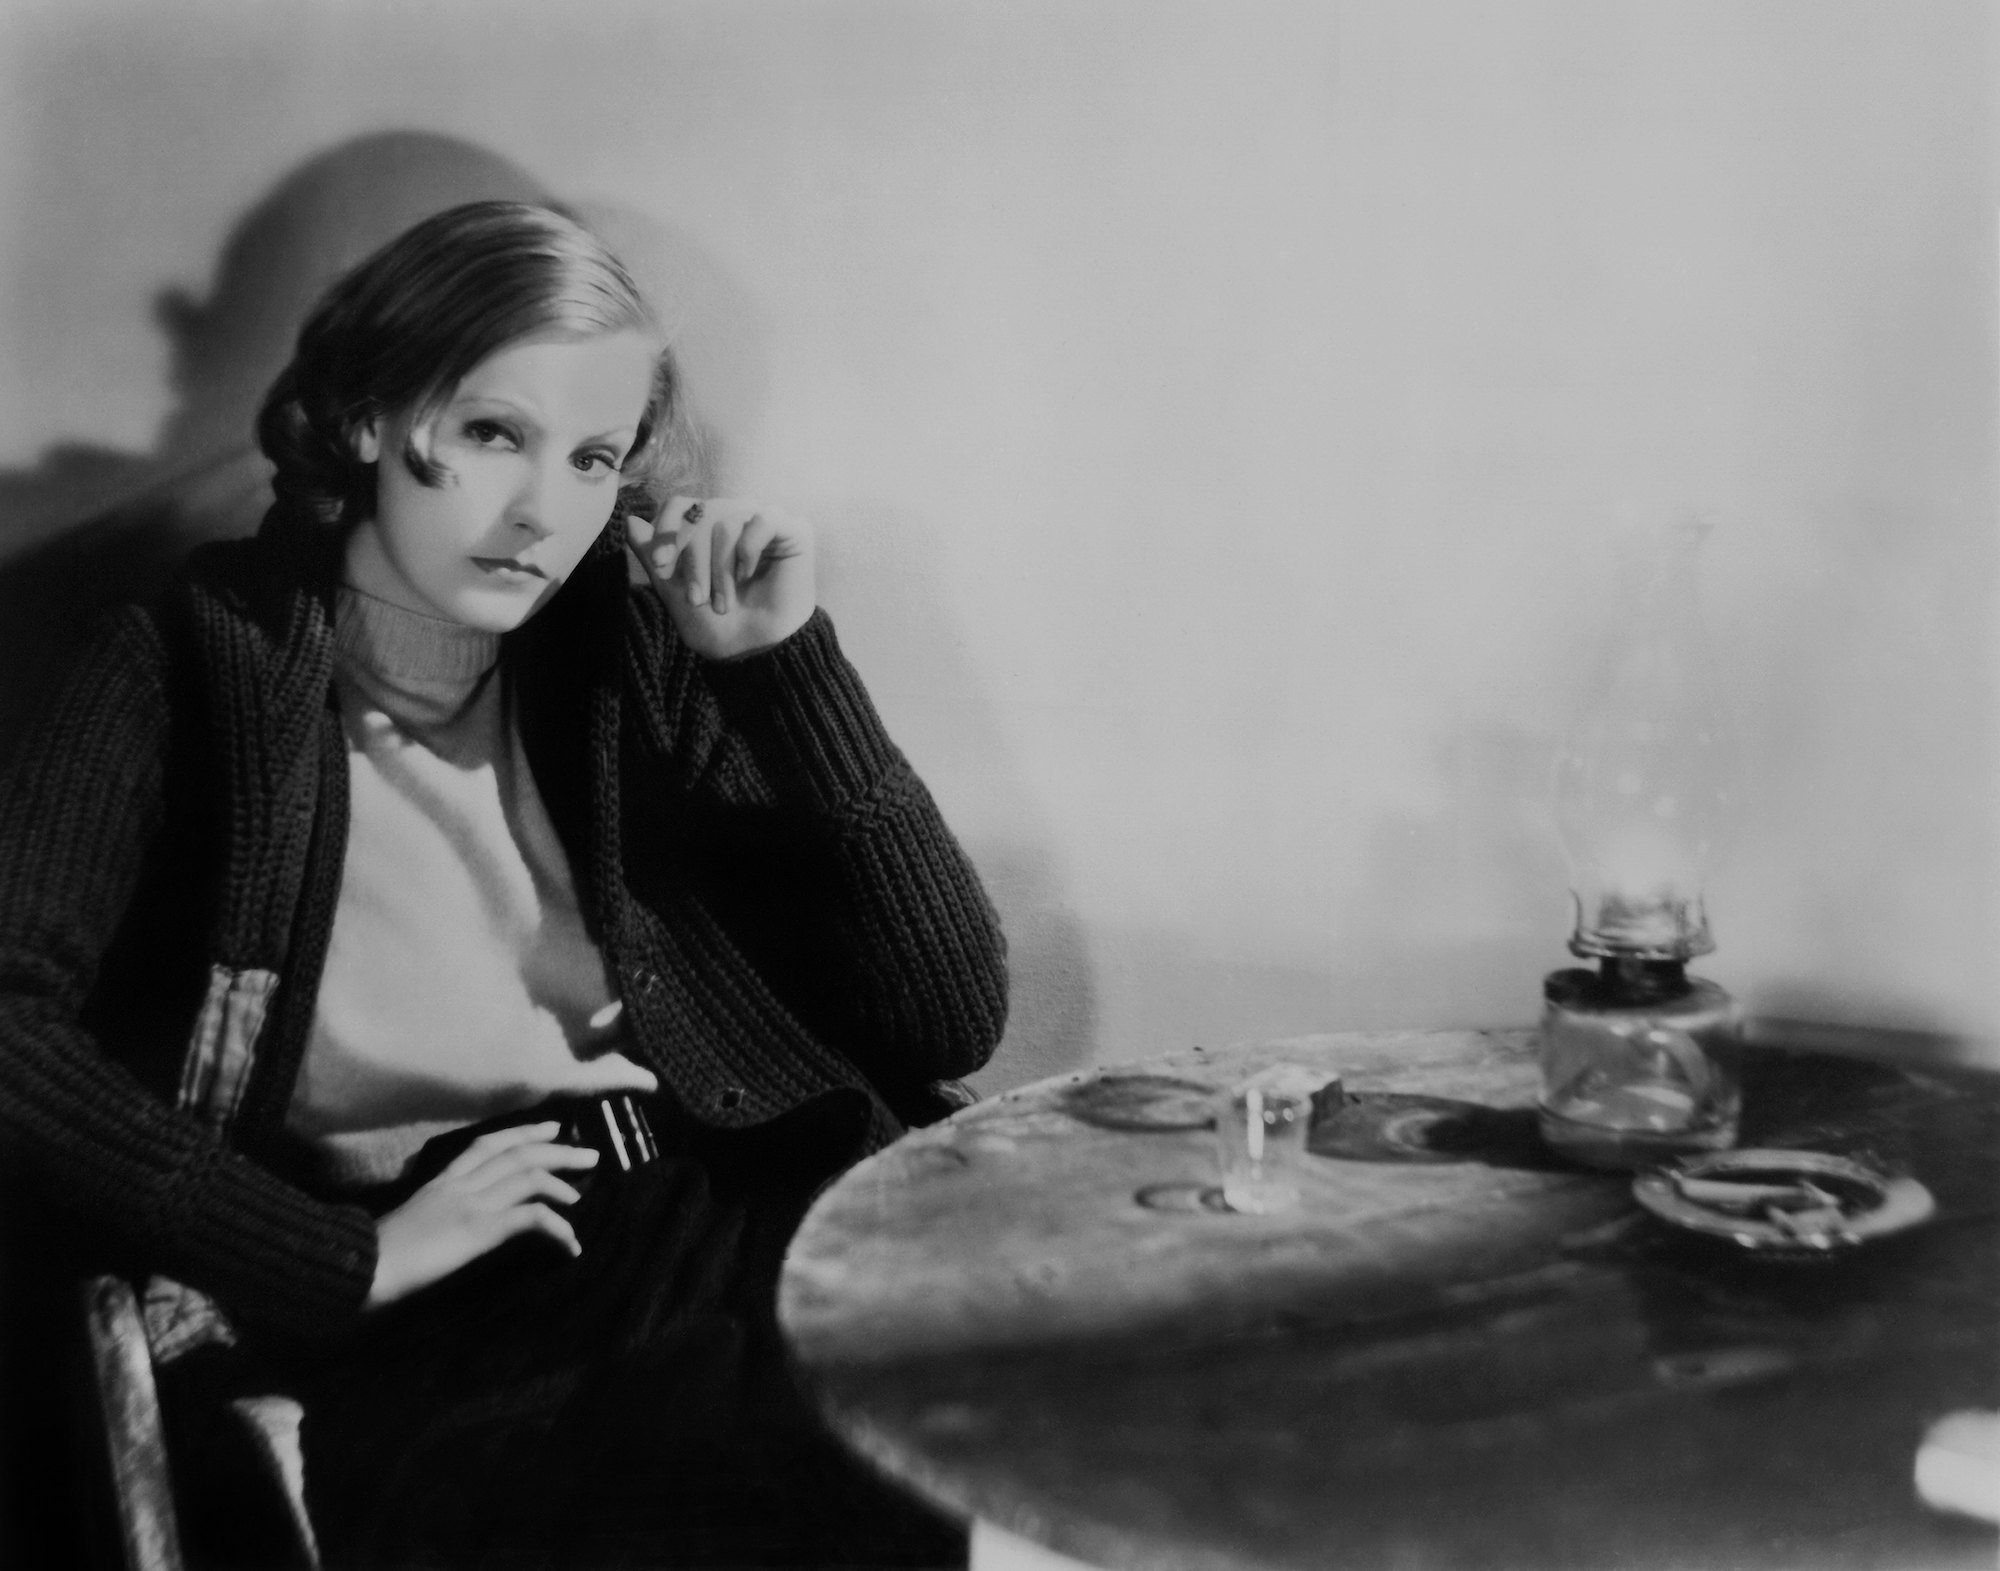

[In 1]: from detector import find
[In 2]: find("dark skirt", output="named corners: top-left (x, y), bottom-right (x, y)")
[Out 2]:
top-left (213, 1096), bottom-right (963, 1571)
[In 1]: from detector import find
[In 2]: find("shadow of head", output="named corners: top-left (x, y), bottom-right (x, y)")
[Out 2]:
top-left (0, 131), bottom-right (551, 758)
top-left (152, 129), bottom-right (555, 464)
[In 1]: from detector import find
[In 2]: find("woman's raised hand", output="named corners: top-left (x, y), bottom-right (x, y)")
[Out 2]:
top-left (365, 1121), bottom-right (598, 1310)
top-left (626, 497), bottom-right (817, 661)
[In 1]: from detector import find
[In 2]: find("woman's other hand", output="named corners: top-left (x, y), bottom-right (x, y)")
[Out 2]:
top-left (365, 1121), bottom-right (598, 1309)
top-left (626, 497), bottom-right (817, 660)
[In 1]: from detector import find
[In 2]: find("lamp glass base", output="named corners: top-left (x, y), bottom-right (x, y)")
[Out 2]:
top-left (1537, 962), bottom-right (1741, 1170)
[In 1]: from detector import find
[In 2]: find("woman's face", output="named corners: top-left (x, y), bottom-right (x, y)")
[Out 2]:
top-left (345, 329), bottom-right (659, 632)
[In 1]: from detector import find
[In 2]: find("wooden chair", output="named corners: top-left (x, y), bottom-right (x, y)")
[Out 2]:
top-left (77, 1079), bottom-right (978, 1570)
top-left (81, 1275), bottom-right (318, 1571)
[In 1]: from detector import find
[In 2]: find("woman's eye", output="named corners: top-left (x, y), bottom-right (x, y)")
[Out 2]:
top-left (572, 450), bottom-right (619, 475)
top-left (463, 420), bottom-right (516, 448)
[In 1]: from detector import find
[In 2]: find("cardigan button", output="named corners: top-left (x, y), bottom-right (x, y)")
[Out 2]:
top-left (717, 1086), bottom-right (746, 1112)
top-left (630, 968), bottom-right (663, 999)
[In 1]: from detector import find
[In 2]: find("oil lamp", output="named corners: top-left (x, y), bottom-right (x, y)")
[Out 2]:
top-left (1537, 512), bottom-right (1742, 1169)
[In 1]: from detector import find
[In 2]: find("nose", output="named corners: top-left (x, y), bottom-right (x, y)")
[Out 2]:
top-left (506, 457), bottom-right (561, 541)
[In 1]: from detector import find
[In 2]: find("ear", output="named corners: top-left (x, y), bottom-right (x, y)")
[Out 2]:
top-left (350, 418), bottom-right (382, 465)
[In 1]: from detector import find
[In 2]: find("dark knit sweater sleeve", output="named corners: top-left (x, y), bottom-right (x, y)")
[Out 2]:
top-left (0, 607), bottom-right (376, 1341)
top-left (696, 608), bottom-right (1008, 1087)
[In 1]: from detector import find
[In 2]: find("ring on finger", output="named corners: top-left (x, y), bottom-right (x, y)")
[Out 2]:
top-left (683, 500), bottom-right (704, 525)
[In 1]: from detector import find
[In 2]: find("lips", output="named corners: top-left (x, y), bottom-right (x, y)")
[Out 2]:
top-left (472, 557), bottom-right (547, 579)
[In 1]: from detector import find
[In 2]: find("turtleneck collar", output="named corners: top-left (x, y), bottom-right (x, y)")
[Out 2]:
top-left (334, 587), bottom-right (501, 729)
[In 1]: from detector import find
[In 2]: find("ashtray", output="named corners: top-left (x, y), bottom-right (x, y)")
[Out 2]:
top-left (1632, 1148), bottom-right (1935, 1259)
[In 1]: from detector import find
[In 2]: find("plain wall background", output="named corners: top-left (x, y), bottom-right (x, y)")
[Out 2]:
top-left (0, 0), bottom-right (1992, 1089)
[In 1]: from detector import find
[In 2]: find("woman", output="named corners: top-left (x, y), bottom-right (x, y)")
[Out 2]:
top-left (0, 201), bottom-right (1007, 1566)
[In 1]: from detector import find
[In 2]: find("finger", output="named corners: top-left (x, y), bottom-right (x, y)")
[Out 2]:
top-left (498, 1202), bottom-right (581, 1259)
top-left (567, 1055), bottom-right (659, 1095)
top-left (485, 1168), bottom-right (586, 1211)
top-left (636, 496), bottom-right (697, 587)
top-left (734, 512), bottom-right (777, 586)
top-left (622, 518), bottom-right (660, 588)
top-left (708, 510), bottom-right (746, 613)
top-left (439, 1121), bottom-right (563, 1180)
top-left (464, 1141), bottom-right (601, 1191)
top-left (652, 526), bottom-right (686, 581)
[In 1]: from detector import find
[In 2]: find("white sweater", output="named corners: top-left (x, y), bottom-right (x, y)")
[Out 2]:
top-left (285, 588), bottom-right (655, 1187)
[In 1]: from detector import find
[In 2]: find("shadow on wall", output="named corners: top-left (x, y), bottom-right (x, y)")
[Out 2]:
top-left (564, 199), bottom-right (766, 502)
top-left (809, 501), bottom-right (1098, 1095)
top-left (577, 208), bottom-right (1098, 1089)
top-left (0, 128), bottom-right (573, 1571)
top-left (480, 198), bottom-right (1100, 1085)
top-left (968, 841), bottom-right (1098, 1094)
top-left (0, 130), bottom-right (559, 760)
top-left (0, 126), bottom-right (1099, 1087)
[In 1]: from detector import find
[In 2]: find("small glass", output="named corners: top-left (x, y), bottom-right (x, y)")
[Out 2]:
top-left (1214, 1065), bottom-right (1333, 1214)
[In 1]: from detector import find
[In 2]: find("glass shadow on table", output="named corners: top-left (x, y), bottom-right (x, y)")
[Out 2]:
top-left (1056, 1070), bottom-right (1562, 1172)
top-left (1057, 1045), bottom-right (1980, 1175)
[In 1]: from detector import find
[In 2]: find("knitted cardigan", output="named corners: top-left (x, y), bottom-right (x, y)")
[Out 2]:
top-left (0, 504), bottom-right (1008, 1350)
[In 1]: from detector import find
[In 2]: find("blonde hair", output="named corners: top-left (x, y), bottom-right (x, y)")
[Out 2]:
top-left (257, 201), bottom-right (700, 529)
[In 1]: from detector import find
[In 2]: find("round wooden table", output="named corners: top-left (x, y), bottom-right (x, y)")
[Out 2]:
top-left (778, 1030), bottom-right (2000, 1571)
